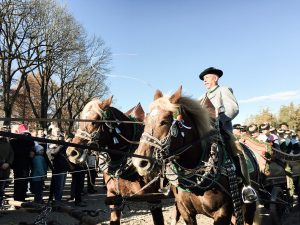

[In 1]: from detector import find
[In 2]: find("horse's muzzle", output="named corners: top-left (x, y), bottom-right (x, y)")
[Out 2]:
top-left (132, 157), bottom-right (152, 176)
top-left (66, 147), bottom-right (81, 164)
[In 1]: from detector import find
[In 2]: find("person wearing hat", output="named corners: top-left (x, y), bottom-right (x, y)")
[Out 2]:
top-left (240, 125), bottom-right (248, 136)
top-left (30, 143), bottom-right (48, 203)
top-left (257, 123), bottom-right (270, 141)
top-left (232, 124), bottom-right (242, 138)
top-left (279, 122), bottom-right (289, 131)
top-left (199, 67), bottom-right (257, 203)
top-left (277, 129), bottom-right (289, 152)
top-left (10, 124), bottom-right (35, 201)
top-left (284, 130), bottom-right (293, 153)
top-left (247, 124), bottom-right (260, 138)
top-left (199, 67), bottom-right (239, 132)
top-left (291, 132), bottom-right (300, 154)
top-left (257, 123), bottom-right (280, 148)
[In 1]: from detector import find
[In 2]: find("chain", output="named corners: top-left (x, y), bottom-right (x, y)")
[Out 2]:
top-left (33, 204), bottom-right (52, 225)
top-left (225, 160), bottom-right (244, 225)
top-left (109, 174), bottom-right (161, 212)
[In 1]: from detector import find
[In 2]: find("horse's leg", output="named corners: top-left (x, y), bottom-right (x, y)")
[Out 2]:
top-left (169, 185), bottom-right (181, 225)
top-left (182, 215), bottom-right (197, 225)
top-left (106, 178), bottom-right (121, 225)
top-left (176, 202), bottom-right (197, 225)
top-left (170, 202), bottom-right (181, 225)
top-left (148, 200), bottom-right (164, 225)
top-left (210, 206), bottom-right (232, 225)
top-left (212, 215), bottom-right (231, 225)
top-left (109, 206), bottom-right (121, 225)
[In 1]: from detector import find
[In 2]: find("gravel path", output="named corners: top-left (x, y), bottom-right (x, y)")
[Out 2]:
top-left (0, 172), bottom-right (299, 225)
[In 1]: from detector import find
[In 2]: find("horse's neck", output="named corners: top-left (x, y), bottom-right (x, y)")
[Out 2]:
top-left (108, 107), bottom-right (135, 147)
top-left (175, 110), bottom-right (205, 169)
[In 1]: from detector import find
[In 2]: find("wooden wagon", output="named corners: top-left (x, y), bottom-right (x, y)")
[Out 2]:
top-left (240, 136), bottom-right (300, 225)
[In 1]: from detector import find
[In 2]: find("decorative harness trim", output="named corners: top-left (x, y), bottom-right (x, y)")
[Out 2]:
top-left (75, 107), bottom-right (145, 179)
top-left (75, 128), bottom-right (101, 142)
top-left (142, 105), bottom-right (245, 225)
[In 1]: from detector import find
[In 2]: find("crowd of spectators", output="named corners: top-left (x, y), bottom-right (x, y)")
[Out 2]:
top-left (0, 123), bottom-right (98, 209)
top-left (232, 122), bottom-right (300, 154)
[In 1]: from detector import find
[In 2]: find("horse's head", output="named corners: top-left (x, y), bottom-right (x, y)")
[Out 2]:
top-left (66, 96), bottom-right (116, 164)
top-left (132, 86), bottom-right (213, 177)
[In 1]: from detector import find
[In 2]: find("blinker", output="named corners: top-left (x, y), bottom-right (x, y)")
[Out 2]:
top-left (115, 127), bottom-right (121, 134)
top-left (113, 137), bottom-right (119, 144)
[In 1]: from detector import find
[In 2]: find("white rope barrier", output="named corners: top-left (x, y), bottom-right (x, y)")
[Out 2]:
top-left (0, 167), bottom-right (97, 183)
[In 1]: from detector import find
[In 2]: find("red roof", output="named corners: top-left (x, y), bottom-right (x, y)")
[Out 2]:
top-left (125, 102), bottom-right (145, 122)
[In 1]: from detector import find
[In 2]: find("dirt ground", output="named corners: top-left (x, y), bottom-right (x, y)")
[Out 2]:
top-left (0, 172), bottom-right (299, 225)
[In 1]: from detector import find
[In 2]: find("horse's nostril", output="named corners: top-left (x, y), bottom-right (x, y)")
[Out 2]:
top-left (70, 150), bottom-right (77, 157)
top-left (139, 160), bottom-right (149, 169)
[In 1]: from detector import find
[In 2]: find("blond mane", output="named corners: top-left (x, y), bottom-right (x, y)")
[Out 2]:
top-left (150, 95), bottom-right (213, 138)
top-left (81, 99), bottom-right (103, 119)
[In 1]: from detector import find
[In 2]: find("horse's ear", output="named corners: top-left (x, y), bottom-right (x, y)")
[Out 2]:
top-left (100, 95), bottom-right (113, 109)
top-left (169, 86), bottom-right (182, 104)
top-left (154, 90), bottom-right (163, 100)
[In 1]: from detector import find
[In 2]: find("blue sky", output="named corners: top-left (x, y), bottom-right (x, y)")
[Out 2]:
top-left (62, 0), bottom-right (300, 124)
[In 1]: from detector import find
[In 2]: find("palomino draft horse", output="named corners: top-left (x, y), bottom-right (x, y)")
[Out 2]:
top-left (132, 86), bottom-right (257, 225)
top-left (66, 97), bottom-right (164, 225)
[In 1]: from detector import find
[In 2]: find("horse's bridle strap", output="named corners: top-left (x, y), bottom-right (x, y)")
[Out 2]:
top-left (75, 128), bottom-right (100, 143)
top-left (75, 129), bottom-right (93, 141)
top-left (140, 132), bottom-right (165, 151)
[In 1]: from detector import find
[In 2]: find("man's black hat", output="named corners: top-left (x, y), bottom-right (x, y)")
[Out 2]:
top-left (233, 124), bottom-right (241, 130)
top-left (248, 124), bottom-right (258, 134)
top-left (259, 123), bottom-right (270, 131)
top-left (199, 67), bottom-right (223, 80)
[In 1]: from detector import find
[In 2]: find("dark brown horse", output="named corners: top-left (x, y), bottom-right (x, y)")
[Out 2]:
top-left (66, 97), bottom-right (164, 225)
top-left (132, 86), bottom-right (257, 225)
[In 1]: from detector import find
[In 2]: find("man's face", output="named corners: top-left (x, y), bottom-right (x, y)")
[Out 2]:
top-left (262, 129), bottom-right (270, 135)
top-left (203, 74), bottom-right (218, 89)
top-left (233, 128), bottom-right (241, 136)
top-left (251, 132), bottom-right (259, 138)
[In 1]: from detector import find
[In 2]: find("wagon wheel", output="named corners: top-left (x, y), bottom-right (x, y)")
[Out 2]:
top-left (269, 186), bottom-right (289, 225)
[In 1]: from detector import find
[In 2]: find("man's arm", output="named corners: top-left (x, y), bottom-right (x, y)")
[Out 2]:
top-left (219, 86), bottom-right (239, 122)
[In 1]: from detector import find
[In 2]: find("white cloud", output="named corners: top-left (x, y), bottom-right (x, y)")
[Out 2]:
top-left (239, 90), bottom-right (300, 103)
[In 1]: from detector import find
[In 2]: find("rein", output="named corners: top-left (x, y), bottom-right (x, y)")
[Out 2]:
top-left (75, 127), bottom-right (101, 143)
top-left (163, 129), bottom-right (219, 162)
top-left (0, 131), bottom-right (154, 162)
top-left (76, 107), bottom-right (144, 177)
top-left (140, 127), bottom-right (218, 164)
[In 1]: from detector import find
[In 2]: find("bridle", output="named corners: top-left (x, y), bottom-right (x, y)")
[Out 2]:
top-left (139, 119), bottom-right (185, 163)
top-left (138, 108), bottom-right (220, 187)
top-left (75, 107), bottom-right (116, 146)
top-left (75, 127), bottom-right (102, 145)
top-left (74, 107), bottom-right (143, 177)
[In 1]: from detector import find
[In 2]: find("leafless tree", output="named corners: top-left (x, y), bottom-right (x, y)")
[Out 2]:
top-left (22, 0), bottom-right (83, 129)
top-left (0, 0), bottom-right (41, 125)
top-left (0, 0), bottom-right (111, 131)
top-left (50, 34), bottom-right (111, 133)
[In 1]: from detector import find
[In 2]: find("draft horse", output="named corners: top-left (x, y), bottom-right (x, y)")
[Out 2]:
top-left (132, 86), bottom-right (257, 225)
top-left (66, 97), bottom-right (164, 225)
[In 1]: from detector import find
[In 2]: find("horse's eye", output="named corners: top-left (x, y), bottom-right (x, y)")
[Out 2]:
top-left (91, 122), bottom-right (97, 126)
top-left (160, 120), bottom-right (170, 126)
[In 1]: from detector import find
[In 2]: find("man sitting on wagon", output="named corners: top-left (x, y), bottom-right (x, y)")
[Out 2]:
top-left (247, 124), bottom-right (260, 139)
top-left (257, 123), bottom-right (279, 148)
